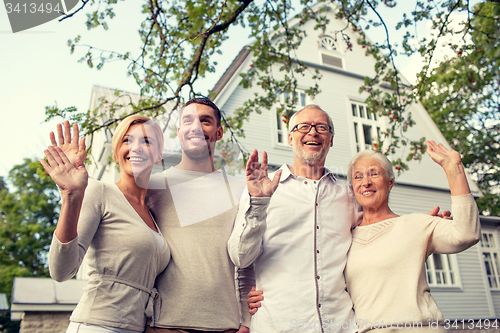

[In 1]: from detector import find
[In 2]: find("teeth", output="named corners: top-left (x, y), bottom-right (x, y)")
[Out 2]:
top-left (129, 157), bottom-right (145, 162)
top-left (305, 142), bottom-right (320, 145)
top-left (189, 138), bottom-right (205, 141)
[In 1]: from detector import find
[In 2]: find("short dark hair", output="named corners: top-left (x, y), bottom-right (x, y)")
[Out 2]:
top-left (180, 97), bottom-right (222, 127)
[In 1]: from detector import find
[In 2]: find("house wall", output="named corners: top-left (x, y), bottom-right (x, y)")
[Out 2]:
top-left (20, 312), bottom-right (70, 333)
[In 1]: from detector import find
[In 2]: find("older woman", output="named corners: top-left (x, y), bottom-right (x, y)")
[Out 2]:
top-left (344, 140), bottom-right (480, 332)
top-left (40, 116), bottom-right (170, 333)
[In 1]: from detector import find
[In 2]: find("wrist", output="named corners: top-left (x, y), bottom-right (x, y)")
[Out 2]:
top-left (442, 161), bottom-right (465, 175)
top-left (62, 189), bottom-right (85, 201)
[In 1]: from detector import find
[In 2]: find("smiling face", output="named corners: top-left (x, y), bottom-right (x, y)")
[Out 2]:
top-left (351, 157), bottom-right (394, 211)
top-left (177, 103), bottom-right (223, 161)
top-left (288, 107), bottom-right (333, 167)
top-left (116, 123), bottom-right (162, 178)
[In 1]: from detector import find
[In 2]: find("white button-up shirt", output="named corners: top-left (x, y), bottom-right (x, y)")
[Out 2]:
top-left (228, 164), bottom-right (362, 333)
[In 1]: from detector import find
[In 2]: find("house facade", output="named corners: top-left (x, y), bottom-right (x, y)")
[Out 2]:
top-left (210, 2), bottom-right (499, 324)
top-left (10, 2), bottom-right (500, 332)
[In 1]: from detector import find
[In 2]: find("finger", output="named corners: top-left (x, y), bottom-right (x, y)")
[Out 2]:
top-left (39, 159), bottom-right (52, 173)
top-left (79, 137), bottom-right (86, 152)
top-left (44, 148), bottom-right (59, 168)
top-left (261, 151), bottom-right (269, 173)
top-left (271, 169), bottom-right (282, 190)
top-left (427, 206), bottom-right (439, 216)
top-left (49, 131), bottom-right (58, 147)
top-left (248, 301), bottom-right (262, 309)
top-left (249, 308), bottom-right (257, 315)
top-left (246, 150), bottom-right (258, 174)
top-left (56, 123), bottom-right (64, 146)
top-left (72, 123), bottom-right (80, 145)
top-left (64, 120), bottom-right (71, 144)
top-left (57, 147), bottom-right (73, 166)
top-left (48, 146), bottom-right (64, 166)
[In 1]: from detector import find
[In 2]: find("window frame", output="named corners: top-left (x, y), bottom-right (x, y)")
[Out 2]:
top-left (349, 101), bottom-right (384, 154)
top-left (425, 253), bottom-right (462, 288)
top-left (318, 35), bottom-right (344, 69)
top-left (274, 89), bottom-right (310, 146)
top-left (481, 231), bottom-right (500, 290)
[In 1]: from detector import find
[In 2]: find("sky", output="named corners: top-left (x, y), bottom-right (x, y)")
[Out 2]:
top-left (0, 1), bottom-right (470, 181)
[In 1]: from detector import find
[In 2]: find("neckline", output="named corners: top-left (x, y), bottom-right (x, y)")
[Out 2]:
top-left (112, 183), bottom-right (162, 235)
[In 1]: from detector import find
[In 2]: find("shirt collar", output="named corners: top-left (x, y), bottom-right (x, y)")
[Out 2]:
top-left (279, 164), bottom-right (337, 182)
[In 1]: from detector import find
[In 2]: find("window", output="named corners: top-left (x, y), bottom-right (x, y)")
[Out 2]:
top-left (425, 254), bottom-right (460, 287)
top-left (481, 231), bottom-right (500, 289)
top-left (275, 89), bottom-right (308, 145)
top-left (351, 102), bottom-right (382, 152)
top-left (318, 35), bottom-right (343, 69)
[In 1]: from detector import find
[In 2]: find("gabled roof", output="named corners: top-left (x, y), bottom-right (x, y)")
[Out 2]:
top-left (10, 277), bottom-right (87, 320)
top-left (211, 46), bottom-right (251, 99)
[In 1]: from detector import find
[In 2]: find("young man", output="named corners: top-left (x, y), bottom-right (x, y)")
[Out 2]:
top-left (145, 98), bottom-right (279, 333)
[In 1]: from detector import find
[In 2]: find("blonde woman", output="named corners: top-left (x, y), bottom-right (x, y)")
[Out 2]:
top-left (41, 116), bottom-right (170, 333)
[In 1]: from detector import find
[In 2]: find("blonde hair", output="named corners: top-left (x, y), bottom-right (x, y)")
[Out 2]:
top-left (111, 115), bottom-right (164, 161)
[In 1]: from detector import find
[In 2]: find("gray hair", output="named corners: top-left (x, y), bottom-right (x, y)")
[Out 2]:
top-left (288, 105), bottom-right (334, 134)
top-left (347, 150), bottom-right (395, 184)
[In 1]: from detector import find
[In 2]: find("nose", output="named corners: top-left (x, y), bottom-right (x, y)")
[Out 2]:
top-left (130, 141), bottom-right (143, 152)
top-left (308, 125), bottom-right (319, 135)
top-left (190, 118), bottom-right (203, 132)
top-left (362, 176), bottom-right (372, 186)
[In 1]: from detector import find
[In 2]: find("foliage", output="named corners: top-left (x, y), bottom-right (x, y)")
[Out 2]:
top-left (420, 1), bottom-right (500, 215)
top-left (0, 159), bottom-right (59, 332)
top-left (46, 0), bottom-right (497, 172)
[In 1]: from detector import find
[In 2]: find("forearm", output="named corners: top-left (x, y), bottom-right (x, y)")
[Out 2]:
top-left (228, 196), bottom-right (270, 268)
top-left (443, 161), bottom-right (471, 196)
top-left (236, 265), bottom-right (255, 327)
top-left (54, 191), bottom-right (85, 243)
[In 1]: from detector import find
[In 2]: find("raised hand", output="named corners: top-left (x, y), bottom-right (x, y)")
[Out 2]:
top-left (246, 149), bottom-right (282, 197)
top-left (49, 120), bottom-right (86, 167)
top-left (40, 146), bottom-right (88, 194)
top-left (426, 140), bottom-right (462, 169)
top-left (426, 140), bottom-right (470, 196)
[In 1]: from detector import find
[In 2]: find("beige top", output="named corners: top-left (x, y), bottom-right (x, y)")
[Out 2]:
top-left (146, 167), bottom-right (253, 330)
top-left (49, 180), bottom-right (170, 332)
top-left (345, 194), bottom-right (480, 333)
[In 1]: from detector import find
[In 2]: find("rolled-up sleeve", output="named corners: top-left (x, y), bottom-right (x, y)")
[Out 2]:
top-left (228, 190), bottom-right (270, 268)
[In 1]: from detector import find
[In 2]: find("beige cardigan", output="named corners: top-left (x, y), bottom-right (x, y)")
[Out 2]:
top-left (49, 180), bottom-right (170, 332)
top-left (345, 194), bottom-right (480, 332)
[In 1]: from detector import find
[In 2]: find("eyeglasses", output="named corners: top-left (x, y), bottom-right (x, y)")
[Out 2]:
top-left (291, 123), bottom-right (332, 134)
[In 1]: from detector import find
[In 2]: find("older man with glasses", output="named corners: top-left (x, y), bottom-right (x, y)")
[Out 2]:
top-left (228, 105), bottom-right (362, 333)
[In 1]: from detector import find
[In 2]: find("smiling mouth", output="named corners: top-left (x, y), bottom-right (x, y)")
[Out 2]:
top-left (362, 190), bottom-right (375, 195)
top-left (188, 137), bottom-right (207, 142)
top-left (128, 157), bottom-right (147, 162)
top-left (304, 141), bottom-right (321, 146)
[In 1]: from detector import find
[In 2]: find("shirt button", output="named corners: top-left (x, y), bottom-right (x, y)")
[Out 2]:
top-left (315, 202), bottom-right (318, 206)
top-left (317, 275), bottom-right (320, 279)
top-left (318, 303), bottom-right (321, 308)
top-left (316, 250), bottom-right (320, 253)
top-left (304, 181), bottom-right (308, 185)
top-left (242, 223), bottom-right (245, 227)
top-left (316, 226), bottom-right (319, 229)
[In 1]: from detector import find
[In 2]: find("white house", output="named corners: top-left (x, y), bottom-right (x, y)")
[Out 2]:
top-left (209, 2), bottom-right (498, 323)
top-left (10, 2), bottom-right (500, 331)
